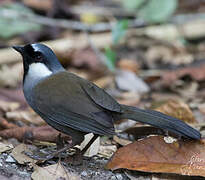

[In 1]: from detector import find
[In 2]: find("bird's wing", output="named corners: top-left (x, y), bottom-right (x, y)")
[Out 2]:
top-left (80, 80), bottom-right (122, 113)
top-left (32, 71), bottom-right (116, 135)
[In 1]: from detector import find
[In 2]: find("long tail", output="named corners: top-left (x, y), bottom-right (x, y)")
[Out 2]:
top-left (114, 104), bottom-right (201, 140)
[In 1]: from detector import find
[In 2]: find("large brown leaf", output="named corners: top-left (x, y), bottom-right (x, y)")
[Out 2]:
top-left (106, 136), bottom-right (205, 177)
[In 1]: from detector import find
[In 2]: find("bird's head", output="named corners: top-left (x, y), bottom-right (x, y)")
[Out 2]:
top-left (13, 43), bottom-right (64, 77)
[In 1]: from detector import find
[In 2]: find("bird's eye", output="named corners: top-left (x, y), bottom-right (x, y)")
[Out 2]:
top-left (36, 55), bottom-right (41, 60)
top-left (35, 52), bottom-right (43, 62)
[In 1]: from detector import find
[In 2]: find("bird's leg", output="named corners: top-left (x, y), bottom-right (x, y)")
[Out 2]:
top-left (56, 133), bottom-right (68, 161)
top-left (56, 133), bottom-right (64, 150)
top-left (164, 130), bottom-right (169, 137)
top-left (61, 134), bottom-right (99, 158)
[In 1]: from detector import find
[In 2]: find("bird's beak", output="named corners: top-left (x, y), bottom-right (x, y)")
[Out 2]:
top-left (12, 46), bottom-right (24, 54)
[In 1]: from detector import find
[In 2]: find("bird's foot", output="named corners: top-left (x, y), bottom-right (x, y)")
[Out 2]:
top-left (64, 148), bottom-right (83, 165)
top-left (25, 147), bottom-right (83, 165)
top-left (24, 143), bottom-right (73, 161)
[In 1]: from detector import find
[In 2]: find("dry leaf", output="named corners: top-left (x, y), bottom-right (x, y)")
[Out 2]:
top-left (137, 20), bottom-right (205, 41)
top-left (79, 133), bottom-right (100, 157)
top-left (0, 88), bottom-right (26, 107)
top-left (146, 45), bottom-right (193, 67)
top-left (98, 145), bottom-right (117, 158)
top-left (0, 63), bottom-right (22, 87)
top-left (31, 162), bottom-right (81, 180)
top-left (113, 136), bottom-right (132, 146)
top-left (0, 100), bottom-right (19, 112)
top-left (106, 136), bottom-right (205, 177)
top-left (0, 142), bottom-right (13, 153)
top-left (71, 48), bottom-right (101, 72)
top-left (115, 70), bottom-right (149, 94)
top-left (93, 76), bottom-right (114, 88)
top-left (117, 59), bottom-right (139, 74)
top-left (161, 63), bottom-right (205, 87)
top-left (117, 92), bottom-right (140, 107)
top-left (23, 0), bottom-right (52, 11)
top-left (11, 144), bottom-right (37, 164)
top-left (199, 103), bottom-right (205, 115)
top-left (6, 109), bottom-right (45, 125)
top-left (140, 24), bottom-right (180, 41)
top-left (153, 99), bottom-right (196, 123)
top-left (80, 13), bottom-right (100, 25)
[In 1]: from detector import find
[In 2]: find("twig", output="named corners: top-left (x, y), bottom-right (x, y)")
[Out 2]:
top-left (0, 117), bottom-right (18, 129)
top-left (0, 125), bottom-right (71, 143)
top-left (2, 8), bottom-right (205, 32)
top-left (171, 13), bottom-right (205, 24)
top-left (0, 9), bottom-right (145, 32)
top-left (24, 0), bottom-right (135, 17)
top-left (68, 5), bottom-right (135, 17)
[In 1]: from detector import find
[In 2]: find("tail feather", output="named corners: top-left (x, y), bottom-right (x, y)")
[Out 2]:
top-left (115, 105), bottom-right (201, 140)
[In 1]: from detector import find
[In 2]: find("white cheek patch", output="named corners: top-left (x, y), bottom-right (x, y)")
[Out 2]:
top-left (28, 63), bottom-right (52, 78)
top-left (23, 63), bottom-right (52, 95)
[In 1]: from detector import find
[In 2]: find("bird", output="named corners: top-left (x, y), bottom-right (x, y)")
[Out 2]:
top-left (13, 43), bottom-right (201, 159)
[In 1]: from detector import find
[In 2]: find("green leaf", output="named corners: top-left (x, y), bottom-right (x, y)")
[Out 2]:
top-left (104, 47), bottom-right (116, 71)
top-left (112, 20), bottom-right (129, 44)
top-left (121, 0), bottom-right (146, 12)
top-left (0, 3), bottom-right (41, 39)
top-left (138, 0), bottom-right (178, 23)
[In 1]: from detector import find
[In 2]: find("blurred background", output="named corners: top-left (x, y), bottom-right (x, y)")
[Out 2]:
top-left (0, 0), bottom-right (205, 179)
top-left (0, 0), bottom-right (205, 122)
